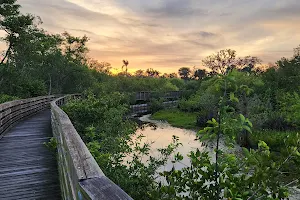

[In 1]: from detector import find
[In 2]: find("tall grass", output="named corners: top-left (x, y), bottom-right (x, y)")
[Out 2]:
top-left (151, 109), bottom-right (198, 129)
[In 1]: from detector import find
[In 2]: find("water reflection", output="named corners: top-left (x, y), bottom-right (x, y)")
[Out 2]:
top-left (136, 114), bottom-right (204, 172)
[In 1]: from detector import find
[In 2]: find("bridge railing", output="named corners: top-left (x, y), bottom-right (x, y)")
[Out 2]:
top-left (135, 90), bottom-right (182, 102)
top-left (51, 95), bottom-right (132, 200)
top-left (0, 95), bottom-right (56, 138)
top-left (130, 100), bottom-right (179, 115)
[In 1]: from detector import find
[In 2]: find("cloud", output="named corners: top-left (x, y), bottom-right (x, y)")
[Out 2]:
top-left (145, 0), bottom-right (209, 18)
top-left (2, 0), bottom-right (299, 72)
top-left (199, 31), bottom-right (217, 38)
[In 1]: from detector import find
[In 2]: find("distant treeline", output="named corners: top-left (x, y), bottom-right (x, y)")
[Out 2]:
top-left (0, 0), bottom-right (284, 101)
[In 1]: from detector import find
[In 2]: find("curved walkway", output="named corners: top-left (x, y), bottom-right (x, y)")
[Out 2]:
top-left (0, 110), bottom-right (61, 199)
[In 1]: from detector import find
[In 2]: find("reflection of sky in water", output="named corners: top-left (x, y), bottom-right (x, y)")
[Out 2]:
top-left (136, 115), bottom-right (204, 172)
top-left (135, 116), bottom-right (300, 199)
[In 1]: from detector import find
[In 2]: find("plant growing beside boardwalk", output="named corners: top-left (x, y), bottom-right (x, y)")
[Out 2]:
top-left (156, 72), bottom-right (300, 199)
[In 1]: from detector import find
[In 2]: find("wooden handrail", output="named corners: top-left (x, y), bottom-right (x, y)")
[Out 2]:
top-left (135, 90), bottom-right (182, 101)
top-left (51, 95), bottom-right (132, 200)
top-left (0, 95), bottom-right (56, 138)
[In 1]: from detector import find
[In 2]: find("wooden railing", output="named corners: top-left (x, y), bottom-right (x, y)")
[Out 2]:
top-left (130, 100), bottom-right (178, 115)
top-left (0, 95), bottom-right (56, 139)
top-left (135, 90), bottom-right (182, 102)
top-left (51, 95), bottom-right (132, 200)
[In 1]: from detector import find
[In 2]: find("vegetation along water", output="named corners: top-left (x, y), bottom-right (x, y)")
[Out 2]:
top-left (1, 0), bottom-right (300, 199)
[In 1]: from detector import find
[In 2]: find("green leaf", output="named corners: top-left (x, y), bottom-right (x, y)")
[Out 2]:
top-left (239, 114), bottom-right (245, 123)
top-left (230, 92), bottom-right (235, 100)
top-left (230, 92), bottom-right (239, 102)
top-left (245, 119), bottom-right (253, 127)
top-left (243, 125), bottom-right (252, 133)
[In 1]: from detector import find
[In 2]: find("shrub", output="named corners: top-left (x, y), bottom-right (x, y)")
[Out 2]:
top-left (178, 97), bottom-right (200, 112)
top-left (261, 112), bottom-right (294, 131)
top-left (149, 98), bottom-right (164, 113)
top-left (0, 94), bottom-right (19, 104)
top-left (196, 109), bottom-right (216, 127)
top-left (278, 92), bottom-right (300, 128)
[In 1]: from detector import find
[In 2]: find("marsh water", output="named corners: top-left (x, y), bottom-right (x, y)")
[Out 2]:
top-left (134, 115), bottom-right (300, 199)
top-left (136, 114), bottom-right (203, 172)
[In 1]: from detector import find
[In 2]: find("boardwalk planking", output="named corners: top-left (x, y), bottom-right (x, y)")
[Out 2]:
top-left (0, 110), bottom-right (61, 200)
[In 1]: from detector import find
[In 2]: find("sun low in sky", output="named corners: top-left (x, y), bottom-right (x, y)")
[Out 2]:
top-left (14, 0), bottom-right (300, 73)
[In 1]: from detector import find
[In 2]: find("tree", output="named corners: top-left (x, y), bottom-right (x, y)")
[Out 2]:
top-left (146, 68), bottom-right (160, 77)
top-left (169, 73), bottom-right (178, 78)
top-left (0, 0), bottom-right (36, 64)
top-left (193, 69), bottom-right (207, 80)
top-left (178, 67), bottom-right (191, 81)
top-left (0, 1), bottom-right (95, 96)
top-left (157, 72), bottom-right (294, 199)
top-left (273, 45), bottom-right (300, 93)
top-left (117, 71), bottom-right (132, 77)
top-left (202, 49), bottom-right (236, 75)
top-left (161, 73), bottom-right (178, 78)
top-left (161, 73), bottom-right (169, 78)
top-left (60, 32), bottom-right (89, 64)
top-left (134, 69), bottom-right (145, 77)
top-left (88, 59), bottom-right (112, 74)
top-left (236, 56), bottom-right (261, 73)
top-left (203, 49), bottom-right (261, 75)
top-left (294, 45), bottom-right (300, 57)
top-left (122, 60), bottom-right (129, 76)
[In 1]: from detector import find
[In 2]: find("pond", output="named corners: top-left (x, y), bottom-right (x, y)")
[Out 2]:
top-left (134, 115), bottom-right (300, 199)
top-left (136, 114), bottom-right (204, 172)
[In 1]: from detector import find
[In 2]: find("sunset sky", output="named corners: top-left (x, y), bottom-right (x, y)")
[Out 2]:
top-left (4, 0), bottom-right (300, 73)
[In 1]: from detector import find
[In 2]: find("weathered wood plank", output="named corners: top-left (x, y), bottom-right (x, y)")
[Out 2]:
top-left (80, 177), bottom-right (133, 200)
top-left (51, 95), bottom-right (132, 200)
top-left (0, 110), bottom-right (61, 200)
top-left (0, 95), bottom-right (56, 138)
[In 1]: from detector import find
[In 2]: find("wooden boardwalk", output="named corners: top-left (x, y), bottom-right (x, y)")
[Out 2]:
top-left (0, 110), bottom-right (61, 200)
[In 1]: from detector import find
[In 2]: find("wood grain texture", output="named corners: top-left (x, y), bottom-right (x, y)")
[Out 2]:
top-left (51, 95), bottom-right (132, 200)
top-left (0, 96), bottom-right (56, 138)
top-left (80, 177), bottom-right (133, 200)
top-left (0, 110), bottom-right (61, 200)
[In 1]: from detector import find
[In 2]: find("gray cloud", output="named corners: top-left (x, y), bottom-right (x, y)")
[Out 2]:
top-left (5, 0), bottom-right (300, 72)
top-left (145, 0), bottom-right (208, 18)
top-left (199, 31), bottom-right (217, 38)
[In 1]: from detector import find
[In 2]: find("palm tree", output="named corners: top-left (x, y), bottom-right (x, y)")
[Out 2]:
top-left (122, 60), bottom-right (129, 76)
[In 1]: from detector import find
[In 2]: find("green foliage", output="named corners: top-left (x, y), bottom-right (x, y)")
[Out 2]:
top-left (157, 72), bottom-right (300, 199)
top-left (178, 67), bottom-right (191, 80)
top-left (2, 1), bottom-right (300, 198)
top-left (251, 130), bottom-right (299, 152)
top-left (63, 92), bottom-right (131, 142)
top-left (149, 98), bottom-right (165, 113)
top-left (158, 147), bottom-right (290, 199)
top-left (0, 0), bottom-right (196, 100)
top-left (0, 0), bottom-right (97, 97)
top-left (278, 92), bottom-right (300, 128)
top-left (0, 94), bottom-right (19, 103)
top-left (63, 94), bottom-right (182, 199)
top-left (44, 137), bottom-right (57, 155)
top-left (107, 76), bottom-right (180, 93)
top-left (152, 109), bottom-right (198, 129)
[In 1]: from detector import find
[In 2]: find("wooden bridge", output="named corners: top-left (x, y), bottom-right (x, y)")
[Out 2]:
top-left (0, 95), bottom-right (132, 200)
top-left (130, 100), bottom-right (178, 115)
top-left (134, 90), bottom-right (182, 102)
